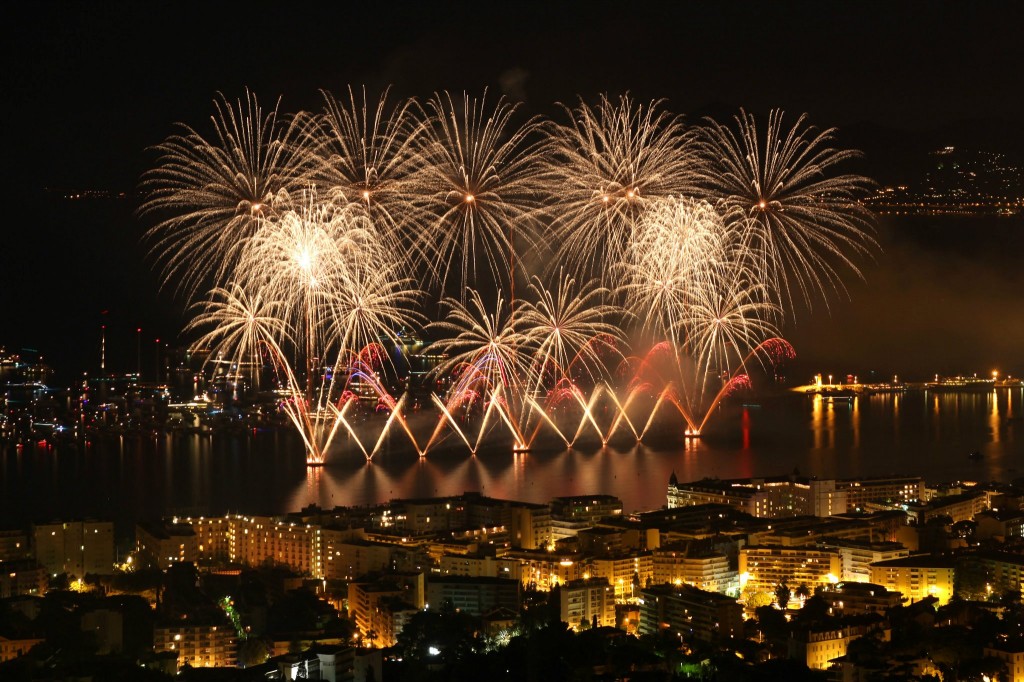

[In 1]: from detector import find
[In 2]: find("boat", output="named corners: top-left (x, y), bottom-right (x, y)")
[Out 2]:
top-left (968, 451), bottom-right (982, 460)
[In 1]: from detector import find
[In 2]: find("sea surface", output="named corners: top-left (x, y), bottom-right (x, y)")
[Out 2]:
top-left (2, 387), bottom-right (1023, 544)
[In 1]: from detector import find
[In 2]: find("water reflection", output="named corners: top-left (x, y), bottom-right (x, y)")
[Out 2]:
top-left (991, 390), bottom-right (1001, 444)
top-left (2, 390), bottom-right (1022, 534)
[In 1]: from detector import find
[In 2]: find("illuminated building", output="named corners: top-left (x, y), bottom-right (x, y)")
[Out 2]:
top-left (438, 552), bottom-right (522, 581)
top-left (652, 547), bottom-right (737, 594)
top-left (0, 560), bottom-right (47, 598)
top-left (984, 641), bottom-right (1024, 682)
top-left (975, 509), bottom-right (1024, 541)
top-left (185, 516), bottom-right (231, 562)
top-left (550, 517), bottom-right (604, 543)
top-left (746, 516), bottom-right (879, 547)
top-left (560, 577), bottom-right (616, 630)
top-left (669, 474), bottom-right (932, 519)
top-left (311, 646), bottom-right (383, 682)
top-left (348, 573), bottom-right (424, 647)
top-left (348, 577), bottom-right (415, 647)
top-left (638, 583), bottom-right (743, 642)
top-left (504, 549), bottom-right (583, 589)
top-left (153, 622), bottom-right (237, 670)
top-left (425, 575), bottom-right (520, 616)
top-left (836, 476), bottom-right (925, 509)
top-left (377, 492), bottom-right (511, 533)
top-left (346, 580), bottom-right (418, 632)
top-left (577, 527), bottom-right (629, 556)
top-left (667, 475), bottom-right (846, 518)
top-left (322, 536), bottom-right (402, 581)
top-left (135, 521), bottom-right (198, 570)
top-left (788, 623), bottom-right (890, 670)
top-left (0, 530), bottom-right (29, 562)
top-left (32, 520), bottom-right (114, 578)
top-left (904, 490), bottom-right (988, 525)
top-left (958, 550), bottom-right (1024, 597)
top-left (587, 553), bottom-right (653, 600)
top-left (550, 495), bottom-right (623, 524)
top-left (868, 555), bottom-right (955, 605)
top-left (0, 635), bottom-right (45, 663)
top-left (738, 546), bottom-right (841, 594)
top-left (508, 503), bottom-right (552, 550)
top-left (226, 515), bottom-right (322, 578)
top-left (824, 540), bottom-right (910, 582)
top-left (821, 582), bottom-right (902, 616)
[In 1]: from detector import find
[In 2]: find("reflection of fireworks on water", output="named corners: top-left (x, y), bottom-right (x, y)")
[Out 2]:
top-left (143, 89), bottom-right (872, 463)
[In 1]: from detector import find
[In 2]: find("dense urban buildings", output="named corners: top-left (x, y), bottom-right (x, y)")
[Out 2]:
top-left (6, 470), bottom-right (1024, 679)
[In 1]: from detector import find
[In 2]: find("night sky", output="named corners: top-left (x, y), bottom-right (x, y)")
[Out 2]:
top-left (4, 2), bottom-right (1023, 380)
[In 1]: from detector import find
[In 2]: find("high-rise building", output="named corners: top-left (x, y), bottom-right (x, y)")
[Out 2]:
top-left (32, 521), bottom-right (114, 578)
top-left (739, 546), bottom-right (841, 594)
top-left (153, 622), bottom-right (237, 670)
top-left (560, 577), bottom-right (616, 630)
top-left (0, 530), bottom-right (29, 562)
top-left (639, 584), bottom-right (743, 642)
top-left (136, 521), bottom-right (199, 570)
top-left (869, 555), bottom-right (955, 605)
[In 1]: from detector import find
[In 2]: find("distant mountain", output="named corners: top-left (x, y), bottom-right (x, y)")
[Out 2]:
top-left (839, 118), bottom-right (1024, 187)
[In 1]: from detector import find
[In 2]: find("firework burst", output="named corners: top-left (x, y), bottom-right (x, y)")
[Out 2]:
top-left (414, 91), bottom-right (547, 294)
top-left (143, 87), bottom-right (876, 460)
top-left (185, 283), bottom-right (293, 376)
top-left (695, 109), bottom-right (876, 311)
top-left (312, 87), bottom-right (428, 261)
top-left (519, 270), bottom-right (625, 390)
top-left (543, 93), bottom-right (701, 281)
top-left (428, 289), bottom-right (530, 401)
top-left (620, 196), bottom-right (733, 340)
top-left (141, 90), bottom-right (315, 299)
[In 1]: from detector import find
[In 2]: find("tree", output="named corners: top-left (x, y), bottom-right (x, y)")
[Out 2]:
top-left (793, 595), bottom-right (830, 626)
top-left (238, 637), bottom-right (270, 667)
top-left (396, 601), bottom-right (481, 664)
top-left (746, 591), bottom-right (774, 609)
top-left (775, 583), bottom-right (791, 609)
top-left (795, 583), bottom-right (811, 601)
top-left (755, 605), bottom-right (789, 641)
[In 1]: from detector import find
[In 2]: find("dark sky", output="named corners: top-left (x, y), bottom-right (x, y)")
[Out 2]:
top-left (3, 2), bottom-right (1023, 379)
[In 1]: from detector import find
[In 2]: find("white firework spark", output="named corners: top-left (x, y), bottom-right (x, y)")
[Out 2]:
top-left (543, 93), bottom-right (701, 281)
top-left (313, 86), bottom-right (428, 262)
top-left (519, 270), bottom-right (625, 390)
top-left (414, 90), bottom-right (547, 294)
top-left (141, 90), bottom-right (315, 299)
top-left (696, 109), bottom-right (876, 311)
